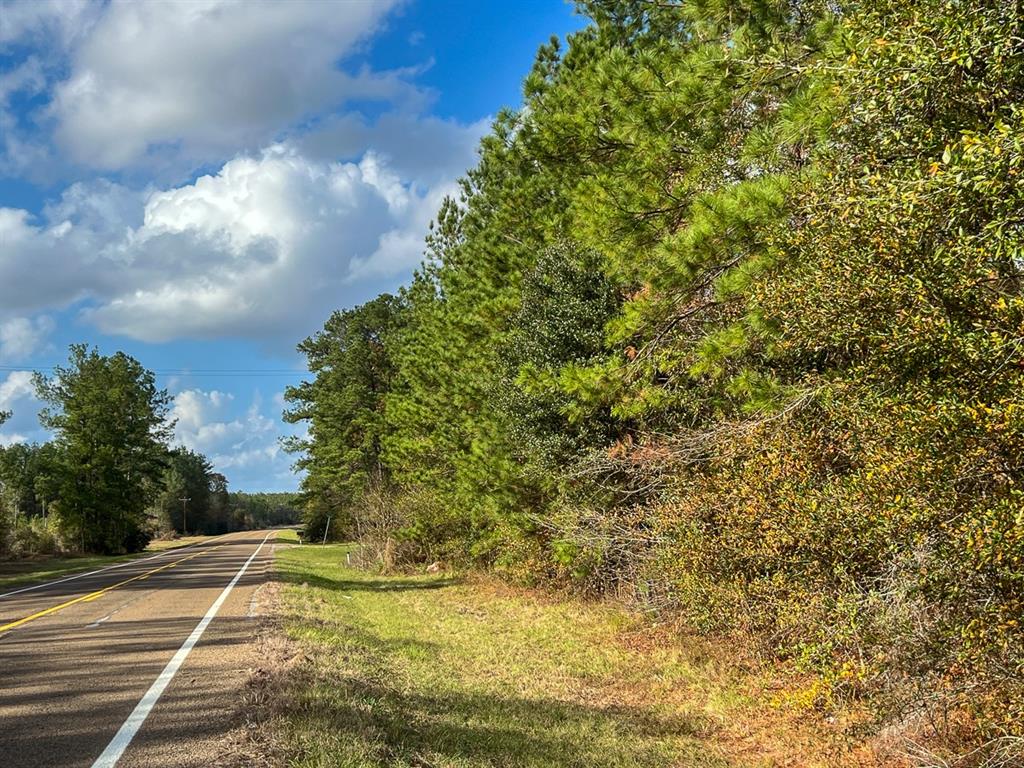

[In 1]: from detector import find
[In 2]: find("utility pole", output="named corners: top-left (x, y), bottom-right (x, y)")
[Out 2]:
top-left (179, 496), bottom-right (191, 535)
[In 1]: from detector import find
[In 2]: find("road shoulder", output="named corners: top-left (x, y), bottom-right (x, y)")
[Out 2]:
top-left (234, 543), bottom-right (868, 768)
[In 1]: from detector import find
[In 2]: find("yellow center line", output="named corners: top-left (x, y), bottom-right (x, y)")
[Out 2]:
top-left (0, 543), bottom-right (230, 634)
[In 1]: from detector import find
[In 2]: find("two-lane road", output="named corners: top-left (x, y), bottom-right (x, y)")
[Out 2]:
top-left (0, 530), bottom-right (279, 767)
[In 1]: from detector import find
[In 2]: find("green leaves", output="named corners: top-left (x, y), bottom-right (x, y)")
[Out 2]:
top-left (284, 295), bottom-right (404, 537)
top-left (292, 0), bottom-right (1024, 740)
top-left (32, 345), bottom-right (173, 553)
top-left (149, 448), bottom-right (228, 535)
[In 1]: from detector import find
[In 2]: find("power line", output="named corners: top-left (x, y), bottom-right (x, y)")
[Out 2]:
top-left (0, 366), bottom-right (307, 377)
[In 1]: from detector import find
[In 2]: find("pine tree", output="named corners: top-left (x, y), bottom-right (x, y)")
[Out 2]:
top-left (35, 345), bottom-right (173, 553)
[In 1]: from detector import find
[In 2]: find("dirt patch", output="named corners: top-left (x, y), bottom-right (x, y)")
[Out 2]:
top-left (212, 579), bottom-right (301, 767)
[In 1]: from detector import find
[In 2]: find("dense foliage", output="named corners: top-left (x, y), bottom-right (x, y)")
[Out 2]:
top-left (284, 295), bottom-right (402, 542)
top-left (228, 492), bottom-right (302, 530)
top-left (33, 345), bottom-right (174, 553)
top-left (286, 0), bottom-right (1024, 755)
top-left (149, 448), bottom-right (231, 535)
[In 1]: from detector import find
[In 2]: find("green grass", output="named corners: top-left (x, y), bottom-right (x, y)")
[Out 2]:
top-left (272, 544), bottom-right (742, 768)
top-left (0, 532), bottom-right (225, 590)
top-left (276, 528), bottom-right (300, 545)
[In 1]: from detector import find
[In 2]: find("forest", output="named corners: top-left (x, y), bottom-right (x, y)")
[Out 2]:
top-left (284, 0), bottom-right (1024, 752)
top-left (0, 344), bottom-right (300, 557)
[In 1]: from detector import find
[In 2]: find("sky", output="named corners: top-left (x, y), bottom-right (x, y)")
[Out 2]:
top-left (0, 0), bottom-right (587, 491)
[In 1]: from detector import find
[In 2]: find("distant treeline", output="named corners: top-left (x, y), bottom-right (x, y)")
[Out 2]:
top-left (0, 344), bottom-right (299, 557)
top-left (284, 0), bottom-right (1024, 753)
top-left (228, 492), bottom-right (302, 530)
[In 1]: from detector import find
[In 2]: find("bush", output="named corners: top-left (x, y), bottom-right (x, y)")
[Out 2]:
top-left (4, 517), bottom-right (61, 558)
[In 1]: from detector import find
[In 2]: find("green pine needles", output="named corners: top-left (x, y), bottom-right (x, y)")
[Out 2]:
top-left (285, 0), bottom-right (1024, 754)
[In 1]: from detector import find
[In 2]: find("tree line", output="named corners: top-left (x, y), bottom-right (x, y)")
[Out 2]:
top-left (288, 0), bottom-right (1022, 751)
top-left (0, 344), bottom-right (299, 556)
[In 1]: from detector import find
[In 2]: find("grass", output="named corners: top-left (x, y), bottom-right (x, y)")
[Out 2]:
top-left (269, 544), bottom-right (844, 768)
top-left (0, 532), bottom-right (225, 590)
top-left (276, 529), bottom-right (300, 545)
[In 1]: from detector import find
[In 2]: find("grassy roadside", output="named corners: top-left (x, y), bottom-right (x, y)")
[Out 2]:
top-left (0, 532), bottom-right (226, 590)
top-left (266, 544), bottom-right (855, 768)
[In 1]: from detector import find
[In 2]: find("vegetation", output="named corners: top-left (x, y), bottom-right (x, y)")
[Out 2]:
top-left (34, 344), bottom-right (173, 553)
top-left (229, 492), bottom-right (302, 530)
top-left (150, 448), bottom-right (230, 535)
top-left (265, 543), bottom-right (839, 768)
top-left (284, 295), bottom-right (401, 544)
top-left (284, 0), bottom-right (1024, 758)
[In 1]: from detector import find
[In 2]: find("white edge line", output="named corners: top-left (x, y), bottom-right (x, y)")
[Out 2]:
top-left (0, 533), bottom-right (236, 600)
top-left (90, 530), bottom-right (275, 768)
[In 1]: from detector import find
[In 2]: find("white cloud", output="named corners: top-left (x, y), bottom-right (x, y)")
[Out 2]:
top-left (3, 0), bottom-right (437, 180)
top-left (0, 370), bottom-right (48, 446)
top-left (0, 370), bottom-right (35, 411)
top-left (0, 316), bottom-right (54, 361)
top-left (0, 0), bottom-right (99, 49)
top-left (0, 370), bottom-right (46, 446)
top-left (0, 0), bottom-right (493, 492)
top-left (170, 388), bottom-right (237, 450)
top-left (89, 144), bottom-right (448, 341)
top-left (169, 386), bottom-right (296, 490)
top-left (0, 57), bottom-right (45, 103)
top-left (297, 112), bottom-right (489, 186)
top-left (1, 142), bottom-right (466, 345)
top-left (0, 0), bottom-right (487, 350)
top-left (0, 201), bottom-right (133, 313)
top-left (47, 0), bottom-right (406, 170)
top-left (0, 1), bottom-right (101, 179)
top-left (213, 443), bottom-right (281, 471)
top-left (0, 370), bottom-right (33, 409)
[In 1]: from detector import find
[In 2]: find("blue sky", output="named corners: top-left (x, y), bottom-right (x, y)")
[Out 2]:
top-left (0, 0), bottom-right (586, 491)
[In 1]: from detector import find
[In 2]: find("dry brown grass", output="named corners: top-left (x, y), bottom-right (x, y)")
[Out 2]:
top-left (228, 544), bottom-right (911, 768)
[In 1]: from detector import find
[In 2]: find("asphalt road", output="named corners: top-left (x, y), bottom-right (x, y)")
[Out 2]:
top-left (0, 530), bottom-right (279, 768)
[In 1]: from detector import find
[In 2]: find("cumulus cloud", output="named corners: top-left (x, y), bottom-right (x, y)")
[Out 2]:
top-left (0, 0), bottom-right (491, 491)
top-left (171, 388), bottom-right (238, 451)
top-left (0, 370), bottom-right (47, 447)
top-left (47, 0), bottom-right (406, 170)
top-left (0, 0), bottom-right (99, 49)
top-left (0, 370), bottom-right (35, 412)
top-left (0, 200), bottom-right (135, 314)
top-left (0, 0), bottom-right (486, 349)
top-left (297, 112), bottom-right (489, 186)
top-left (0, 316), bottom-right (54, 361)
top-left (169, 387), bottom-right (296, 490)
top-left (1, 142), bottom-right (468, 344)
top-left (0, 1), bottom-right (100, 179)
top-left (3, 0), bottom-right (440, 179)
top-left (0, 57), bottom-right (45, 103)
